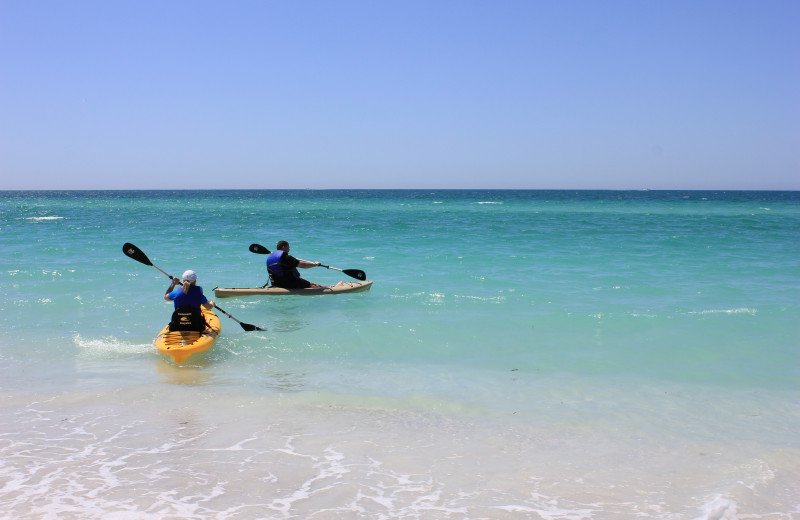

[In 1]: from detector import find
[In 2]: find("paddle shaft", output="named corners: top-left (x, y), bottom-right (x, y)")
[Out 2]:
top-left (154, 265), bottom-right (176, 282)
top-left (122, 242), bottom-right (265, 332)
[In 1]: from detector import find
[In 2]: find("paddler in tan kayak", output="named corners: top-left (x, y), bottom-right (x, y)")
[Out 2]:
top-left (266, 241), bottom-right (327, 289)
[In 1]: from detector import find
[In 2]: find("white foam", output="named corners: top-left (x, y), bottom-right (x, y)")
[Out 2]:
top-left (454, 294), bottom-right (506, 303)
top-left (494, 502), bottom-right (597, 520)
top-left (736, 459), bottom-right (776, 491)
top-left (691, 495), bottom-right (739, 520)
top-left (689, 308), bottom-right (758, 315)
top-left (73, 334), bottom-right (153, 356)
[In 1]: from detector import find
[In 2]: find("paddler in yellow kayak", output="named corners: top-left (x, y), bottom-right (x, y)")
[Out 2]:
top-left (164, 269), bottom-right (216, 331)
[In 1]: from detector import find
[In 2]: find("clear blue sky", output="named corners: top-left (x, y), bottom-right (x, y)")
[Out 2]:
top-left (1, 0), bottom-right (798, 190)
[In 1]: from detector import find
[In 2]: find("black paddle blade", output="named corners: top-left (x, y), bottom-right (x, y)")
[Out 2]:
top-left (344, 269), bottom-right (367, 281)
top-left (215, 305), bottom-right (266, 332)
top-left (240, 322), bottom-right (266, 332)
top-left (249, 243), bottom-right (271, 254)
top-left (122, 242), bottom-right (153, 266)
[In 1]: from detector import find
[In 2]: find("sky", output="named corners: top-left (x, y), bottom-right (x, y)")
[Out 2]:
top-left (1, 0), bottom-right (798, 190)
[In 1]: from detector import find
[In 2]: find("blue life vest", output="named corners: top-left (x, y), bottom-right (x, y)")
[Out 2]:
top-left (169, 285), bottom-right (208, 309)
top-left (267, 250), bottom-right (299, 279)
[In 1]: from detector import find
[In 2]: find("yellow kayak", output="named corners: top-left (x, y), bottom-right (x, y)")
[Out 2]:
top-left (155, 307), bottom-right (221, 364)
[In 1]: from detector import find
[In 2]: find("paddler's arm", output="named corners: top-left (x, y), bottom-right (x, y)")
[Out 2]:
top-left (202, 300), bottom-right (215, 309)
top-left (297, 259), bottom-right (321, 269)
top-left (163, 277), bottom-right (180, 301)
top-left (284, 253), bottom-right (319, 269)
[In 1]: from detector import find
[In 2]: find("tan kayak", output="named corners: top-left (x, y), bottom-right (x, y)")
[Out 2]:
top-left (213, 280), bottom-right (373, 298)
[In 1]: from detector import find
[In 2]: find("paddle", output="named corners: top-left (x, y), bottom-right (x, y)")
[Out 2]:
top-left (211, 306), bottom-right (265, 332)
top-left (248, 243), bottom-right (367, 281)
top-left (122, 242), bottom-right (266, 332)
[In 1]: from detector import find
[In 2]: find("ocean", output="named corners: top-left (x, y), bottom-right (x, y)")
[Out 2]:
top-left (1, 189), bottom-right (798, 519)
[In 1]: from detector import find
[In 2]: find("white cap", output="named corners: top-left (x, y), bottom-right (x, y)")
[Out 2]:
top-left (181, 270), bottom-right (197, 283)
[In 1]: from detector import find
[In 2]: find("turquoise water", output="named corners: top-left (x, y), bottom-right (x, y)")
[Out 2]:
top-left (1, 190), bottom-right (799, 518)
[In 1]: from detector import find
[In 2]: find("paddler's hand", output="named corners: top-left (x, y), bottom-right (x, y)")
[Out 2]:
top-left (166, 277), bottom-right (179, 293)
top-left (164, 278), bottom-right (180, 301)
